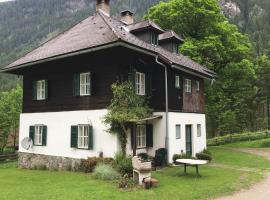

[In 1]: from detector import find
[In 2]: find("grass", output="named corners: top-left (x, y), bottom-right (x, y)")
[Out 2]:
top-left (0, 147), bottom-right (269, 200)
top-left (225, 138), bottom-right (270, 148)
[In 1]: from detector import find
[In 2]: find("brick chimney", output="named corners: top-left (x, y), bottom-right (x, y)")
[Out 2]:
top-left (120, 10), bottom-right (134, 25)
top-left (96, 0), bottom-right (110, 16)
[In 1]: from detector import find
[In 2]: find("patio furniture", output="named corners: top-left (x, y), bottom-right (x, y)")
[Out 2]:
top-left (176, 159), bottom-right (208, 176)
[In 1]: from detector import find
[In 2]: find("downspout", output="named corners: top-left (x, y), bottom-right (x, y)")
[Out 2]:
top-left (155, 56), bottom-right (169, 158)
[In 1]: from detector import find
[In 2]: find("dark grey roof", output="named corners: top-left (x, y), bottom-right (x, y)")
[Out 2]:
top-left (127, 20), bottom-right (165, 34)
top-left (2, 10), bottom-right (215, 78)
top-left (159, 30), bottom-right (184, 43)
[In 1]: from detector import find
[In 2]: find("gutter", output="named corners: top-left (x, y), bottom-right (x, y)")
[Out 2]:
top-left (155, 56), bottom-right (169, 157)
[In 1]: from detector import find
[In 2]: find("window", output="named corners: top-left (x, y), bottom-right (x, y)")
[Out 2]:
top-left (175, 75), bottom-right (180, 88)
top-left (135, 72), bottom-right (145, 95)
top-left (34, 125), bottom-right (43, 145)
top-left (173, 43), bottom-right (179, 54)
top-left (196, 81), bottom-right (200, 91)
top-left (150, 32), bottom-right (158, 45)
top-left (78, 125), bottom-right (89, 149)
top-left (80, 72), bottom-right (91, 96)
top-left (197, 124), bottom-right (201, 137)
top-left (176, 125), bottom-right (181, 139)
top-left (136, 125), bottom-right (146, 148)
top-left (185, 79), bottom-right (192, 93)
top-left (37, 80), bottom-right (46, 100)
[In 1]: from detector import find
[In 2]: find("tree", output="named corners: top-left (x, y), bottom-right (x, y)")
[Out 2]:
top-left (0, 85), bottom-right (22, 153)
top-left (146, 0), bottom-right (257, 136)
top-left (103, 82), bottom-right (152, 155)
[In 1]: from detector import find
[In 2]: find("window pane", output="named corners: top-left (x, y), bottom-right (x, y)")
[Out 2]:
top-left (176, 125), bottom-right (181, 139)
top-left (197, 124), bottom-right (201, 137)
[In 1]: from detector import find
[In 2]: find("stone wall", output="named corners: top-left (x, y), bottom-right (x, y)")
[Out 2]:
top-left (18, 152), bottom-right (82, 171)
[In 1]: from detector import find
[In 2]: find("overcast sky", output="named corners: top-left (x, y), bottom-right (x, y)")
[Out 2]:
top-left (0, 0), bottom-right (14, 3)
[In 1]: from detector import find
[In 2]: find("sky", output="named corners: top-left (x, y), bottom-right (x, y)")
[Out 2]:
top-left (0, 0), bottom-right (14, 2)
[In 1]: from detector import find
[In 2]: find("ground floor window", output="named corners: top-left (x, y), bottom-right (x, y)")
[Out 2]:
top-left (34, 125), bottom-right (43, 145)
top-left (176, 125), bottom-right (181, 139)
top-left (197, 124), bottom-right (201, 137)
top-left (136, 125), bottom-right (146, 148)
top-left (78, 125), bottom-right (89, 149)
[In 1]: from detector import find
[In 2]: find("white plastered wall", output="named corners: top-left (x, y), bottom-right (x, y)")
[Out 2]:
top-left (19, 109), bottom-right (119, 159)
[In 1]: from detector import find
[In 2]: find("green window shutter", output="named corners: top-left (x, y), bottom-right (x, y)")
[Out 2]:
top-left (73, 74), bottom-right (80, 96)
top-left (42, 126), bottom-right (47, 146)
top-left (29, 126), bottom-right (35, 143)
top-left (71, 126), bottom-right (78, 148)
top-left (146, 124), bottom-right (153, 148)
top-left (128, 67), bottom-right (136, 88)
top-left (146, 73), bottom-right (152, 96)
top-left (88, 126), bottom-right (93, 150)
top-left (32, 81), bottom-right (37, 100)
top-left (131, 127), bottom-right (135, 149)
top-left (45, 80), bottom-right (49, 100)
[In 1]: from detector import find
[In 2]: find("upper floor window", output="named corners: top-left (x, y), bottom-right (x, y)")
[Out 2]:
top-left (136, 125), bottom-right (146, 148)
top-left (173, 43), bottom-right (179, 54)
top-left (185, 79), bottom-right (192, 93)
top-left (135, 72), bottom-right (145, 95)
top-left (33, 80), bottom-right (48, 101)
top-left (80, 72), bottom-right (91, 96)
top-left (150, 32), bottom-right (158, 46)
top-left (196, 81), bottom-right (200, 91)
top-left (175, 75), bottom-right (181, 89)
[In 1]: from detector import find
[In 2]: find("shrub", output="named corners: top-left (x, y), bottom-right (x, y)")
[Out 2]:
top-left (202, 148), bottom-right (212, 156)
top-left (93, 163), bottom-right (120, 180)
top-left (137, 153), bottom-right (149, 161)
top-left (118, 174), bottom-right (134, 189)
top-left (80, 157), bottom-right (115, 173)
top-left (196, 153), bottom-right (212, 161)
top-left (154, 148), bottom-right (167, 167)
top-left (114, 153), bottom-right (133, 176)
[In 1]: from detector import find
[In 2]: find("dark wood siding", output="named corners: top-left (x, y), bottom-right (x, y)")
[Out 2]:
top-left (21, 46), bottom-right (205, 114)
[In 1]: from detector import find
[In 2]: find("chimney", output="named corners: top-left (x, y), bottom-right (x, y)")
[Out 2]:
top-left (96, 0), bottom-right (110, 16)
top-left (120, 10), bottom-right (134, 25)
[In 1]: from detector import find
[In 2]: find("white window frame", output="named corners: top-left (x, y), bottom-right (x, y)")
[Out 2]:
top-left (136, 125), bottom-right (146, 148)
top-left (185, 79), bottom-right (192, 93)
top-left (176, 124), bottom-right (181, 139)
top-left (78, 125), bottom-right (89, 149)
top-left (37, 80), bottom-right (46, 100)
top-left (175, 75), bottom-right (180, 88)
top-left (196, 81), bottom-right (200, 92)
top-left (135, 72), bottom-right (145, 95)
top-left (197, 124), bottom-right (201, 137)
top-left (34, 125), bottom-right (43, 146)
top-left (80, 72), bottom-right (91, 96)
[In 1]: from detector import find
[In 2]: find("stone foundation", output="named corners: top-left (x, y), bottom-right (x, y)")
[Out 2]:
top-left (18, 152), bottom-right (82, 171)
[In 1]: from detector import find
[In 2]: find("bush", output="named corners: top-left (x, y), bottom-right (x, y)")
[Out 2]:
top-left (172, 153), bottom-right (191, 163)
top-left (114, 153), bottom-right (133, 176)
top-left (154, 148), bottom-right (167, 167)
top-left (118, 174), bottom-right (134, 189)
top-left (196, 153), bottom-right (212, 161)
top-left (207, 130), bottom-right (270, 146)
top-left (93, 163), bottom-right (120, 180)
top-left (202, 148), bottom-right (212, 156)
top-left (137, 153), bottom-right (149, 161)
top-left (80, 157), bottom-right (114, 173)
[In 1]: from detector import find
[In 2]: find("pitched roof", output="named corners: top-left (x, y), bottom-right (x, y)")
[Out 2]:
top-left (159, 30), bottom-right (184, 43)
top-left (127, 20), bottom-right (164, 34)
top-left (2, 10), bottom-right (215, 78)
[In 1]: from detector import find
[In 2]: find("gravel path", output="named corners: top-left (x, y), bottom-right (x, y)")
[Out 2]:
top-left (215, 148), bottom-right (270, 200)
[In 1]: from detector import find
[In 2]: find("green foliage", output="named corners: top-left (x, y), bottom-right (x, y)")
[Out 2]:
top-left (207, 130), bottom-right (270, 146)
top-left (118, 174), bottom-right (134, 189)
top-left (196, 153), bottom-right (212, 161)
top-left (146, 0), bottom-right (257, 136)
top-left (172, 153), bottom-right (191, 163)
top-left (93, 163), bottom-right (120, 181)
top-left (103, 82), bottom-right (152, 154)
top-left (114, 153), bottom-right (133, 176)
top-left (0, 85), bottom-right (22, 152)
top-left (80, 157), bottom-right (114, 173)
top-left (226, 138), bottom-right (270, 148)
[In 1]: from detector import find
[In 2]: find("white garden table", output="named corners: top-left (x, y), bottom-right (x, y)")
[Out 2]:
top-left (176, 159), bottom-right (208, 176)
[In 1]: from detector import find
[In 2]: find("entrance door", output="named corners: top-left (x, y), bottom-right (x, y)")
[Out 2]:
top-left (185, 125), bottom-right (192, 156)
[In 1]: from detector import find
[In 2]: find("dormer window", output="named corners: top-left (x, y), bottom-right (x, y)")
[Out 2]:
top-left (150, 32), bottom-right (158, 45)
top-left (173, 43), bottom-right (179, 54)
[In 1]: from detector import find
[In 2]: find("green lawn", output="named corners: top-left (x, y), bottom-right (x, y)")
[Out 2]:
top-left (225, 138), bottom-right (270, 148)
top-left (0, 147), bottom-right (269, 200)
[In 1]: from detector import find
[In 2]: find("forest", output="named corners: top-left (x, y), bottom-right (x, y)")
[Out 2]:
top-left (0, 0), bottom-right (270, 138)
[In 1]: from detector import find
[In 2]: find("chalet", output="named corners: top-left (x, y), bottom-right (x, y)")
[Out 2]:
top-left (1, 0), bottom-right (215, 167)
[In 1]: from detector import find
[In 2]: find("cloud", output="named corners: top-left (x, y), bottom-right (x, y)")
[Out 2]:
top-left (0, 0), bottom-right (15, 3)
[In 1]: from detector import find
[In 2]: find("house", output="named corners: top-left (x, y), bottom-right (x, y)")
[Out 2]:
top-left (1, 0), bottom-right (215, 167)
